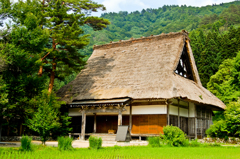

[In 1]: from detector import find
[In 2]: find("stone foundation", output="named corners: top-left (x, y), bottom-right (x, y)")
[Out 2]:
top-left (203, 137), bottom-right (240, 144)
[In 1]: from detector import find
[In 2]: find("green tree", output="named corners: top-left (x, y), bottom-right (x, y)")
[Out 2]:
top-left (0, 11), bottom-right (49, 135)
top-left (0, 76), bottom-right (8, 141)
top-left (28, 91), bottom-right (64, 145)
top-left (207, 51), bottom-right (240, 104)
top-left (12, 0), bottom-right (110, 92)
top-left (206, 99), bottom-right (240, 138)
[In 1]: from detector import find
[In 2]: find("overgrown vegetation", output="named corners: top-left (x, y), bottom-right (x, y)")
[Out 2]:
top-left (58, 136), bottom-right (73, 151)
top-left (89, 136), bottom-right (102, 149)
top-left (20, 135), bottom-right (32, 151)
top-left (148, 126), bottom-right (222, 147)
top-left (206, 99), bottom-right (240, 138)
top-left (148, 136), bottom-right (161, 147)
top-left (162, 125), bottom-right (188, 147)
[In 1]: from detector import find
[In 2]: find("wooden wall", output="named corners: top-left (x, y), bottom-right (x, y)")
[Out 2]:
top-left (131, 114), bottom-right (167, 134)
top-left (96, 116), bottom-right (129, 133)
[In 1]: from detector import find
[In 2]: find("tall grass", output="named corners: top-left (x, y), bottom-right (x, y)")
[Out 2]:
top-left (89, 136), bottom-right (102, 149)
top-left (148, 137), bottom-right (161, 147)
top-left (58, 136), bottom-right (73, 151)
top-left (0, 146), bottom-right (240, 159)
top-left (20, 135), bottom-right (32, 151)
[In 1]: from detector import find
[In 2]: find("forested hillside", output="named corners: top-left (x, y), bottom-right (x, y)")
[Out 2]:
top-left (81, 1), bottom-right (240, 57)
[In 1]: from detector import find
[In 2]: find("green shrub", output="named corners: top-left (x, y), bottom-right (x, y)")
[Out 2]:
top-left (89, 136), bottom-right (102, 149)
top-left (206, 120), bottom-right (228, 138)
top-left (148, 136), bottom-right (161, 147)
top-left (162, 125), bottom-right (188, 147)
top-left (20, 135), bottom-right (32, 151)
top-left (189, 139), bottom-right (201, 147)
top-left (58, 136), bottom-right (73, 151)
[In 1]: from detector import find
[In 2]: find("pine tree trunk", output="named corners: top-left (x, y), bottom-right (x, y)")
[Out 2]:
top-left (19, 122), bottom-right (23, 136)
top-left (38, 66), bottom-right (43, 77)
top-left (48, 60), bottom-right (56, 93)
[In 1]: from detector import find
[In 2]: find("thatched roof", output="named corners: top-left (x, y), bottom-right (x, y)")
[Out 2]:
top-left (57, 31), bottom-right (226, 110)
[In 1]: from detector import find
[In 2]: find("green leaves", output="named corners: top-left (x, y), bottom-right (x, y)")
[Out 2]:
top-left (27, 90), bottom-right (64, 144)
top-left (206, 99), bottom-right (240, 138)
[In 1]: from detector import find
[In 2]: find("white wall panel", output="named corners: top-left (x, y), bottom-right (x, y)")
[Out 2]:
top-left (189, 102), bottom-right (195, 117)
top-left (169, 105), bottom-right (178, 115)
top-left (68, 105), bottom-right (166, 116)
top-left (132, 105), bottom-right (167, 115)
top-left (180, 108), bottom-right (188, 117)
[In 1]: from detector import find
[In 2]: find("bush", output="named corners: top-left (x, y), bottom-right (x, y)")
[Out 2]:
top-left (189, 139), bottom-right (201, 147)
top-left (162, 125), bottom-right (188, 147)
top-left (206, 120), bottom-right (228, 138)
top-left (58, 136), bottom-right (73, 151)
top-left (89, 136), bottom-right (102, 149)
top-left (148, 137), bottom-right (161, 147)
top-left (20, 135), bottom-right (32, 151)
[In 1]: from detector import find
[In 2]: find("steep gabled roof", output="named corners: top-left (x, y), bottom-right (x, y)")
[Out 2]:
top-left (57, 31), bottom-right (226, 110)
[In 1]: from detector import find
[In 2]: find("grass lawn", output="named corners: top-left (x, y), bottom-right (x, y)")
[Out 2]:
top-left (0, 145), bottom-right (240, 159)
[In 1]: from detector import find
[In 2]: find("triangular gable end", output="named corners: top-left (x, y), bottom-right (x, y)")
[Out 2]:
top-left (174, 40), bottom-right (202, 86)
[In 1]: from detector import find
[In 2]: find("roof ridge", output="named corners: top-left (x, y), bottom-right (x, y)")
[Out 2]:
top-left (93, 31), bottom-right (189, 50)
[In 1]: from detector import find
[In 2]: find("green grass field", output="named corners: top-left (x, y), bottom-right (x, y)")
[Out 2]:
top-left (1, 146), bottom-right (240, 159)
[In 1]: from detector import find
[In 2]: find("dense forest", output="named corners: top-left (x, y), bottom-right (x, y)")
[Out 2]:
top-left (1, 0), bottom-right (240, 139)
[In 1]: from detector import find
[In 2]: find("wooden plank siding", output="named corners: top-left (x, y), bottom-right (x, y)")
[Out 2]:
top-left (132, 115), bottom-right (167, 134)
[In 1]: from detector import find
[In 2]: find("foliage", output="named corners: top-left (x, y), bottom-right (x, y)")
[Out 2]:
top-left (27, 91), bottom-right (64, 145)
top-left (51, 113), bottom-right (72, 140)
top-left (20, 135), bottom-right (32, 151)
top-left (148, 136), bottom-right (161, 147)
top-left (9, 0), bottom-right (110, 92)
top-left (0, 11), bottom-right (49, 136)
top-left (207, 51), bottom-right (240, 104)
top-left (162, 125), bottom-right (188, 147)
top-left (189, 139), bottom-right (201, 147)
top-left (224, 100), bottom-right (240, 136)
top-left (206, 120), bottom-right (228, 138)
top-left (58, 136), bottom-right (73, 151)
top-left (89, 136), bottom-right (102, 149)
top-left (206, 100), bottom-right (240, 138)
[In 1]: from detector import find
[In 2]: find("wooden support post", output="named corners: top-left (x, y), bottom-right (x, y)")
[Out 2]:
top-left (129, 104), bottom-right (132, 133)
top-left (94, 113), bottom-right (97, 133)
top-left (167, 103), bottom-right (170, 125)
top-left (81, 110), bottom-right (86, 140)
top-left (118, 109), bottom-right (122, 126)
top-left (178, 100), bottom-right (180, 128)
top-left (195, 105), bottom-right (197, 139)
top-left (188, 102), bottom-right (190, 136)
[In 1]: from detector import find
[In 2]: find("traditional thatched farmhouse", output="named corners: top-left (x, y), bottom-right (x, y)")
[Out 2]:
top-left (57, 31), bottom-right (226, 140)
